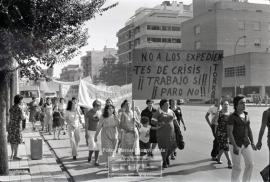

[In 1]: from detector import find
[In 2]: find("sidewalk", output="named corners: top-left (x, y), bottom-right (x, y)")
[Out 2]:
top-left (0, 123), bottom-right (68, 182)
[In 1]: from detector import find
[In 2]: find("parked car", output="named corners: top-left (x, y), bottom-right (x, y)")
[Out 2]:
top-left (246, 94), bottom-right (261, 103)
top-left (177, 99), bottom-right (188, 105)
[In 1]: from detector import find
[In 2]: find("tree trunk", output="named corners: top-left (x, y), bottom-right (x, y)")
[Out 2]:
top-left (6, 77), bottom-right (10, 131)
top-left (0, 71), bottom-right (9, 175)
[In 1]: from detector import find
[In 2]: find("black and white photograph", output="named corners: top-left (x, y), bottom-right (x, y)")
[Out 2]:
top-left (0, 0), bottom-right (269, 181)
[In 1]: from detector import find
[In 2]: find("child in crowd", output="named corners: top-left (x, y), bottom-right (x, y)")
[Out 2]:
top-left (139, 116), bottom-right (151, 156)
top-left (52, 104), bottom-right (63, 140)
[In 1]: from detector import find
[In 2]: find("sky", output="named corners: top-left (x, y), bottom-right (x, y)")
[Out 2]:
top-left (53, 0), bottom-right (269, 77)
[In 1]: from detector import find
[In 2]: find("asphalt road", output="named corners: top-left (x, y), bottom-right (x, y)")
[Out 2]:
top-left (42, 104), bottom-right (269, 182)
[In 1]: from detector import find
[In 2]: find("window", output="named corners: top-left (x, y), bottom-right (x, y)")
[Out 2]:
top-left (195, 41), bottom-right (201, 49)
top-left (172, 26), bottom-right (181, 31)
top-left (162, 38), bottom-right (171, 43)
top-left (224, 67), bottom-right (234, 77)
top-left (224, 66), bottom-right (245, 77)
top-left (172, 38), bottom-right (181, 43)
top-left (134, 26), bottom-right (140, 34)
top-left (147, 37), bottom-right (161, 43)
top-left (162, 26), bottom-right (171, 31)
top-left (254, 38), bottom-right (261, 47)
top-left (253, 21), bottom-right (261, 31)
top-left (236, 66), bottom-right (245, 76)
top-left (194, 25), bottom-right (200, 35)
top-left (134, 38), bottom-right (140, 47)
top-left (147, 25), bottom-right (160, 30)
top-left (238, 20), bottom-right (245, 30)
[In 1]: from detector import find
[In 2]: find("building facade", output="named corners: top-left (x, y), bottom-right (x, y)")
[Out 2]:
top-left (80, 47), bottom-right (117, 83)
top-left (60, 64), bottom-right (82, 82)
top-left (116, 1), bottom-right (193, 71)
top-left (182, 0), bottom-right (270, 98)
top-left (182, 0), bottom-right (270, 57)
top-left (222, 52), bottom-right (270, 98)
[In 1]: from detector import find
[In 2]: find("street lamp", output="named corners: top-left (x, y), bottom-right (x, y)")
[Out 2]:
top-left (233, 35), bottom-right (246, 97)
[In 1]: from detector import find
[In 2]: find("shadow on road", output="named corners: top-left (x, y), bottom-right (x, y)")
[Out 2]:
top-left (169, 158), bottom-right (210, 167)
top-left (163, 163), bottom-right (223, 176)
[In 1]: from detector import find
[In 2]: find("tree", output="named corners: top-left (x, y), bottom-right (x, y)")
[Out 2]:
top-left (0, 0), bottom-right (117, 175)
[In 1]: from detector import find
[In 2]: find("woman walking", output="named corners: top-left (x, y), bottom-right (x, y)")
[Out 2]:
top-left (38, 98), bottom-right (45, 131)
top-left (152, 99), bottom-right (177, 168)
top-left (65, 100), bottom-right (82, 160)
top-left (227, 95), bottom-right (256, 182)
top-left (215, 100), bottom-right (232, 168)
top-left (8, 95), bottom-right (25, 160)
top-left (52, 103), bottom-right (63, 140)
top-left (95, 104), bottom-right (119, 167)
top-left (44, 97), bottom-right (53, 135)
top-left (120, 100), bottom-right (140, 156)
top-left (85, 100), bottom-right (102, 165)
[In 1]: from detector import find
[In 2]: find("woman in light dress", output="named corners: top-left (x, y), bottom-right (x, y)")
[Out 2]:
top-left (120, 100), bottom-right (140, 157)
top-left (95, 104), bottom-right (119, 167)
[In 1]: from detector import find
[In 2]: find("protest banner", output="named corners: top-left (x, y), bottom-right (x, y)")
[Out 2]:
top-left (132, 49), bottom-right (223, 100)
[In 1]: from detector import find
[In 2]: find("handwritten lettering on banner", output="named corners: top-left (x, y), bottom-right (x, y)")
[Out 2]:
top-left (132, 49), bottom-right (223, 100)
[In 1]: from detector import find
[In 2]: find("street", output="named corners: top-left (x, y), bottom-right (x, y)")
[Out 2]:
top-left (42, 104), bottom-right (269, 182)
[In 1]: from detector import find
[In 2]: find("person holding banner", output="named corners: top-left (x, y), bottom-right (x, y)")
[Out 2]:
top-left (169, 99), bottom-right (186, 160)
top-left (120, 100), bottom-right (140, 156)
top-left (85, 100), bottom-right (102, 166)
top-left (95, 104), bottom-right (119, 168)
top-left (151, 99), bottom-right (177, 168)
top-left (205, 98), bottom-right (221, 161)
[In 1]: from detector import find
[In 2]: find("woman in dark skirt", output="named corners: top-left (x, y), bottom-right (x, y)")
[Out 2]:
top-left (53, 103), bottom-right (63, 140)
top-left (151, 99), bottom-right (177, 168)
top-left (216, 100), bottom-right (232, 168)
top-left (8, 94), bottom-right (25, 160)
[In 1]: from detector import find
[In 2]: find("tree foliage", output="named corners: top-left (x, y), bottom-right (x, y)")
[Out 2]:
top-left (0, 0), bottom-right (118, 79)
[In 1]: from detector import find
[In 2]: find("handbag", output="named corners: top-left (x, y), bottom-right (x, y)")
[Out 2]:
top-left (173, 119), bottom-right (185, 150)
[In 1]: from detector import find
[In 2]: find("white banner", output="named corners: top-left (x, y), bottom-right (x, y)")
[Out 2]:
top-left (78, 79), bottom-right (132, 108)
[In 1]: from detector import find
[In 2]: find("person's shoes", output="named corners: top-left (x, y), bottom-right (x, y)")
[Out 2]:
top-left (171, 155), bottom-right (176, 160)
top-left (211, 157), bottom-right (217, 161)
top-left (162, 162), bottom-right (168, 168)
top-left (13, 156), bottom-right (22, 160)
top-left (166, 158), bottom-right (170, 166)
top-left (94, 162), bottom-right (100, 166)
top-left (73, 156), bottom-right (77, 160)
top-left (63, 131), bottom-right (66, 135)
top-left (87, 157), bottom-right (91, 163)
top-left (216, 158), bottom-right (223, 164)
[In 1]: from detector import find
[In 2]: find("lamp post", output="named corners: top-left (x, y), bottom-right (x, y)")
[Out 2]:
top-left (233, 35), bottom-right (246, 97)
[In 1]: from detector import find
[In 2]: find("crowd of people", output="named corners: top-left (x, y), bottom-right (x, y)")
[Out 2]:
top-left (6, 94), bottom-right (269, 182)
top-left (205, 96), bottom-right (269, 182)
